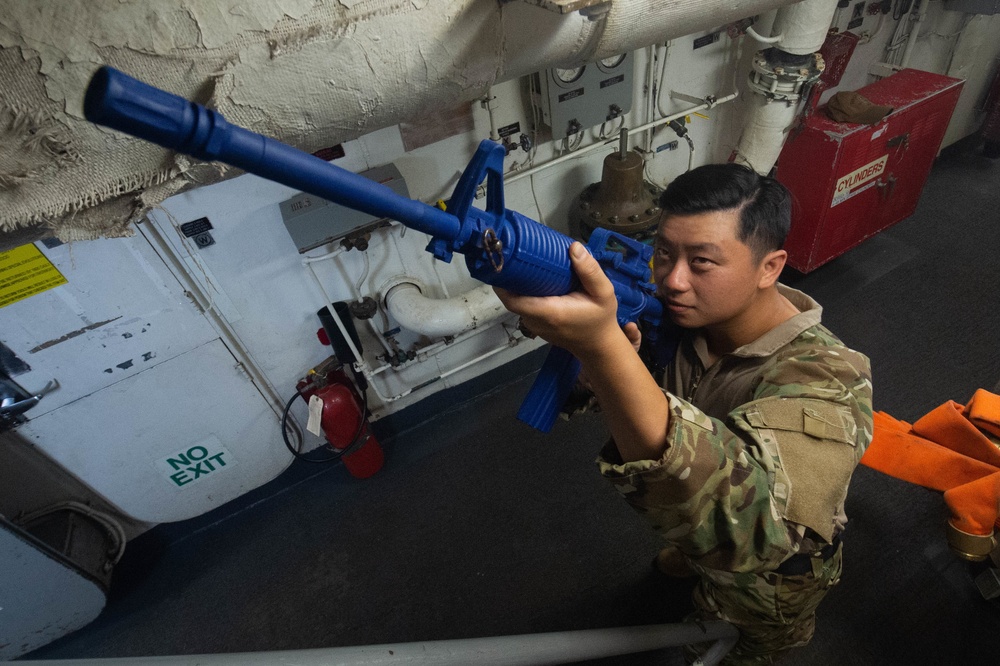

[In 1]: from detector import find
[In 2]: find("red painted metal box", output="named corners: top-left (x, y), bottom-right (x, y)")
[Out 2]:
top-left (775, 69), bottom-right (964, 272)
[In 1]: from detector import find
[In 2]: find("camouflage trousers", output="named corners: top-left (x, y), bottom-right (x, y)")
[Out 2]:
top-left (685, 543), bottom-right (843, 665)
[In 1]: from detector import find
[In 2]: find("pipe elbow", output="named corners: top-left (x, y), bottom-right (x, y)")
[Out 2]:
top-left (384, 281), bottom-right (508, 339)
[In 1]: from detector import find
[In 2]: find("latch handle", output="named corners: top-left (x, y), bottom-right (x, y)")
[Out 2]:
top-left (0, 379), bottom-right (59, 415)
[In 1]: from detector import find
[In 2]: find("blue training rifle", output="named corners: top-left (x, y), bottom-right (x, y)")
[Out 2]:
top-left (83, 66), bottom-right (668, 433)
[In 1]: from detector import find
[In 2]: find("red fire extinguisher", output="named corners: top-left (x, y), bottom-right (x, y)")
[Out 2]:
top-left (290, 361), bottom-right (384, 479)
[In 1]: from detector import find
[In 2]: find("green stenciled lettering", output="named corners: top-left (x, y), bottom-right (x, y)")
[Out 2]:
top-left (208, 452), bottom-right (226, 467)
top-left (166, 453), bottom-right (191, 471)
top-left (187, 445), bottom-right (208, 461)
top-left (170, 470), bottom-right (192, 486)
top-left (188, 461), bottom-right (209, 479)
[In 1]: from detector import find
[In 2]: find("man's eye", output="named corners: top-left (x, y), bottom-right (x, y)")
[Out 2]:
top-left (692, 257), bottom-right (713, 267)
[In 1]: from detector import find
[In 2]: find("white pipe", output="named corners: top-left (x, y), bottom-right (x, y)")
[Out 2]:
top-left (582, 0), bottom-right (798, 62)
top-left (11, 621), bottom-right (739, 666)
top-left (900, 0), bottom-right (928, 69)
top-left (385, 282), bottom-right (507, 338)
top-left (302, 246), bottom-right (347, 264)
top-left (734, 0), bottom-right (838, 174)
top-left (733, 96), bottom-right (800, 174)
top-left (772, 0), bottom-right (840, 55)
top-left (368, 324), bottom-right (525, 404)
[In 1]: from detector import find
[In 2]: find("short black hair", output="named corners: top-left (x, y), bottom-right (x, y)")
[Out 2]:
top-left (658, 163), bottom-right (791, 262)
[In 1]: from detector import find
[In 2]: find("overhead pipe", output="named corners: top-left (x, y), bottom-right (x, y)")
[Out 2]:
top-left (732, 0), bottom-right (838, 174)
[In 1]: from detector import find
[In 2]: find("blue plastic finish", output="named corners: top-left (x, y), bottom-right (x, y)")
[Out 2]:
top-left (84, 66), bottom-right (671, 432)
top-left (84, 67), bottom-right (459, 241)
top-left (516, 229), bottom-right (666, 432)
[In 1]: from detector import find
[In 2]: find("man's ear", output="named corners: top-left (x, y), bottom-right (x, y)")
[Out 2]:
top-left (757, 249), bottom-right (787, 289)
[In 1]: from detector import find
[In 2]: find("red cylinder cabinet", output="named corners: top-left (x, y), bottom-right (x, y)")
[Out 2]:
top-left (776, 69), bottom-right (964, 273)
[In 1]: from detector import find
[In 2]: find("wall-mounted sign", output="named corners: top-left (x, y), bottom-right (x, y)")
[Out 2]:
top-left (0, 244), bottom-right (67, 309)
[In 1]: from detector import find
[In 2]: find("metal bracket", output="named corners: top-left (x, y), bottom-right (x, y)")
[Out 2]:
top-left (670, 90), bottom-right (719, 108)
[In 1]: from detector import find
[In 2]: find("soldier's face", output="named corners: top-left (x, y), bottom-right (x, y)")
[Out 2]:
top-left (652, 209), bottom-right (765, 329)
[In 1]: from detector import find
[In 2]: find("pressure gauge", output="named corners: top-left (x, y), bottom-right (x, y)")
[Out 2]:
top-left (553, 66), bottom-right (585, 86)
top-left (597, 54), bottom-right (627, 71)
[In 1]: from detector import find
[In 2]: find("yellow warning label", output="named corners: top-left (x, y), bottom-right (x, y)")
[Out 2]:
top-left (0, 244), bottom-right (67, 309)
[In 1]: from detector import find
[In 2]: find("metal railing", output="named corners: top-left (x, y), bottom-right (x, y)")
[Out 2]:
top-left (10, 621), bottom-right (739, 665)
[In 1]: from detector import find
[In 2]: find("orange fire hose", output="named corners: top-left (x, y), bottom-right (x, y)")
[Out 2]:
top-left (861, 389), bottom-right (1000, 561)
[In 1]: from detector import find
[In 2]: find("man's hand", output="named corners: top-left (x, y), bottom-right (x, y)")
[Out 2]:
top-left (623, 322), bottom-right (641, 354)
top-left (494, 242), bottom-right (623, 361)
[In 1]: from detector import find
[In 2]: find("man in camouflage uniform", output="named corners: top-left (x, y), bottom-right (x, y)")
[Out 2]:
top-left (496, 163), bottom-right (873, 664)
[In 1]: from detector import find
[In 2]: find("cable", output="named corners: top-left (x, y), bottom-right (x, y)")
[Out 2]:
top-left (664, 118), bottom-right (696, 172)
top-left (683, 134), bottom-right (695, 172)
top-left (599, 116), bottom-right (625, 140)
top-left (280, 380), bottom-right (370, 464)
top-left (893, 0), bottom-right (913, 22)
top-left (746, 25), bottom-right (783, 44)
top-left (656, 40), bottom-right (673, 119)
top-left (529, 174), bottom-right (546, 226)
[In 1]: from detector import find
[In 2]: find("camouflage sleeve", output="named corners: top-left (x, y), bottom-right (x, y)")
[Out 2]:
top-left (597, 331), bottom-right (873, 574)
top-left (597, 392), bottom-right (795, 573)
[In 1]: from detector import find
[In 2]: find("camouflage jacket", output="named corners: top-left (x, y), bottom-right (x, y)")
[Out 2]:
top-left (597, 285), bottom-right (873, 573)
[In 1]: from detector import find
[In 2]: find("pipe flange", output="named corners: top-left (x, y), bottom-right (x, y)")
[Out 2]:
top-left (747, 50), bottom-right (825, 102)
top-left (380, 277), bottom-right (425, 308)
top-left (946, 522), bottom-right (997, 562)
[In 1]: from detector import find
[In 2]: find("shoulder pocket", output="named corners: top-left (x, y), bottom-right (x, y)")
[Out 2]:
top-left (744, 398), bottom-right (858, 542)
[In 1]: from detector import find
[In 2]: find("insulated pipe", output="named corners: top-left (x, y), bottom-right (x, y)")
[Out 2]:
top-left (11, 621), bottom-right (740, 666)
top-left (771, 0), bottom-right (840, 55)
top-left (735, 95), bottom-right (801, 174)
top-left (733, 0), bottom-right (838, 174)
top-left (384, 281), bottom-right (508, 338)
top-left (900, 0), bottom-right (927, 70)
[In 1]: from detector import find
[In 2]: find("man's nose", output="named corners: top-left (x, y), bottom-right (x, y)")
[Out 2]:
top-left (661, 261), bottom-right (690, 293)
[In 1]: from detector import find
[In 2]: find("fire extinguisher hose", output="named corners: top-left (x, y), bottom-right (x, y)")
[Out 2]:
top-left (280, 385), bottom-right (370, 464)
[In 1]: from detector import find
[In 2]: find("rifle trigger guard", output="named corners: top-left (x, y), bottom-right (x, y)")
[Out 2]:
top-left (483, 228), bottom-right (504, 272)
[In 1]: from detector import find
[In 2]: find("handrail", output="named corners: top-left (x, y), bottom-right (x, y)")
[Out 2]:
top-left (10, 621), bottom-right (739, 665)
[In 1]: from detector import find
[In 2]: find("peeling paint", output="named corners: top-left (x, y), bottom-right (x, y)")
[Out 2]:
top-left (115, 359), bottom-right (134, 370)
top-left (142, 351), bottom-right (156, 362)
top-left (28, 316), bottom-right (121, 353)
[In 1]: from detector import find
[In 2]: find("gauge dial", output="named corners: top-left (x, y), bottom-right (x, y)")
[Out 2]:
top-left (597, 54), bottom-right (626, 71)
top-left (553, 66), bottom-right (585, 85)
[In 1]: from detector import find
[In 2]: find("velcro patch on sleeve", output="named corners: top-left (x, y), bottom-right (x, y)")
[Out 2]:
top-left (749, 398), bottom-right (859, 542)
